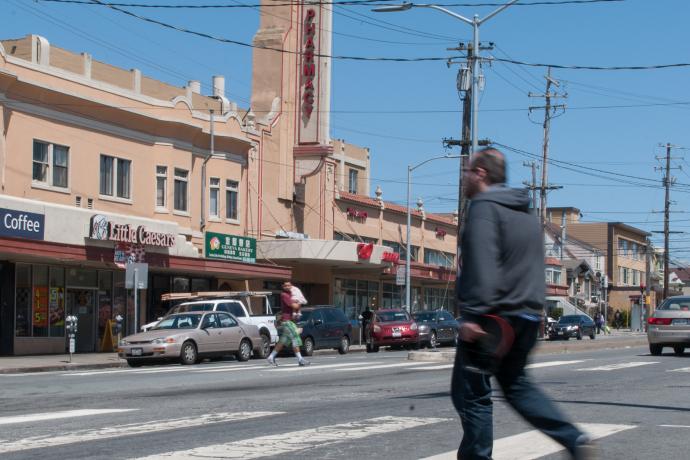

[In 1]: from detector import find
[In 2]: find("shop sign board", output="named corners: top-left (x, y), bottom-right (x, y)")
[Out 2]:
top-left (396, 267), bottom-right (406, 286)
top-left (90, 214), bottom-right (175, 247)
top-left (0, 207), bottom-right (45, 240)
top-left (205, 231), bottom-right (256, 264)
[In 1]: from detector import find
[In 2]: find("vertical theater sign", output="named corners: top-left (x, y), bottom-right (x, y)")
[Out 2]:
top-left (298, 2), bottom-right (331, 146)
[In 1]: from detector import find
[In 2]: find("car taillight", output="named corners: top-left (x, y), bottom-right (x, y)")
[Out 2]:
top-left (373, 325), bottom-right (381, 333)
top-left (648, 317), bottom-right (672, 325)
top-left (410, 322), bottom-right (418, 331)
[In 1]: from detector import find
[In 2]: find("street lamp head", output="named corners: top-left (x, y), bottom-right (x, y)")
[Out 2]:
top-left (371, 2), bottom-right (413, 13)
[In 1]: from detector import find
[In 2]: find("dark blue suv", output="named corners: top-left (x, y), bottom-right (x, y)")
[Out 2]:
top-left (297, 306), bottom-right (352, 356)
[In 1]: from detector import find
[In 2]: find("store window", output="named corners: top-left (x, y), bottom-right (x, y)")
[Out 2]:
top-left (424, 287), bottom-right (450, 310)
top-left (32, 265), bottom-right (50, 337)
top-left (66, 268), bottom-right (98, 288)
top-left (15, 264), bottom-right (31, 337)
top-left (49, 267), bottom-right (65, 337)
top-left (334, 279), bottom-right (379, 320)
top-left (381, 283), bottom-right (403, 308)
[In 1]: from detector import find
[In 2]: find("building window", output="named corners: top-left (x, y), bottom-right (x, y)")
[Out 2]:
top-left (424, 249), bottom-right (454, 268)
top-left (100, 155), bottom-right (131, 199)
top-left (333, 279), bottom-right (379, 320)
top-left (209, 177), bottom-right (220, 218)
top-left (226, 179), bottom-right (239, 221)
top-left (545, 267), bottom-right (562, 285)
top-left (618, 239), bottom-right (628, 258)
top-left (174, 168), bottom-right (189, 212)
top-left (156, 166), bottom-right (167, 209)
top-left (348, 169), bottom-right (358, 194)
top-left (33, 140), bottom-right (69, 188)
top-left (382, 240), bottom-right (418, 261)
top-left (381, 283), bottom-right (403, 309)
top-left (424, 287), bottom-right (450, 310)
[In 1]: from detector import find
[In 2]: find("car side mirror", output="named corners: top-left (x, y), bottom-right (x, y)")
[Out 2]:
top-left (314, 319), bottom-right (323, 326)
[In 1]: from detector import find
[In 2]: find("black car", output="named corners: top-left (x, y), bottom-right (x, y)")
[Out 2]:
top-left (412, 310), bottom-right (459, 348)
top-left (297, 306), bottom-right (353, 356)
top-left (549, 315), bottom-right (596, 340)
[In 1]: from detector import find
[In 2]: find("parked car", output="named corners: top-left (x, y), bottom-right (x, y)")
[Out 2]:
top-left (549, 314), bottom-right (596, 340)
top-left (118, 311), bottom-right (265, 367)
top-left (142, 291), bottom-right (278, 358)
top-left (647, 295), bottom-right (690, 356)
top-left (412, 310), bottom-right (459, 348)
top-left (365, 309), bottom-right (419, 352)
top-left (296, 306), bottom-right (352, 356)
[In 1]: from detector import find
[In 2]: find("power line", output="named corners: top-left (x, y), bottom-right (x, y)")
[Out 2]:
top-left (492, 56), bottom-right (690, 71)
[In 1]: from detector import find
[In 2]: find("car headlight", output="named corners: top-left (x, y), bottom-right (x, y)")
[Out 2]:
top-left (410, 322), bottom-right (418, 331)
top-left (418, 324), bottom-right (429, 332)
top-left (373, 325), bottom-right (381, 333)
top-left (151, 337), bottom-right (176, 344)
top-left (119, 339), bottom-right (129, 346)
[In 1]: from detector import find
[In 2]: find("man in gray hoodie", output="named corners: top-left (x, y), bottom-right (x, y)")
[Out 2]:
top-left (452, 148), bottom-right (594, 459)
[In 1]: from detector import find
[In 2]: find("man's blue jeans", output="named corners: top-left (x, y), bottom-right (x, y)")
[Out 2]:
top-left (451, 316), bottom-right (583, 460)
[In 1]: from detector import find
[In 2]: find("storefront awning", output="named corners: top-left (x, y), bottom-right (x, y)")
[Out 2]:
top-left (257, 239), bottom-right (395, 269)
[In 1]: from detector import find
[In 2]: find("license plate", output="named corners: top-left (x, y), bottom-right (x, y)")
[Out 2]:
top-left (672, 319), bottom-right (689, 325)
top-left (558, 331), bottom-right (564, 335)
top-left (392, 328), bottom-right (401, 338)
top-left (131, 348), bottom-right (143, 356)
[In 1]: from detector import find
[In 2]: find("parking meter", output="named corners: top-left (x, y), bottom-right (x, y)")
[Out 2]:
top-left (115, 314), bottom-right (124, 344)
top-left (66, 315), bottom-right (78, 361)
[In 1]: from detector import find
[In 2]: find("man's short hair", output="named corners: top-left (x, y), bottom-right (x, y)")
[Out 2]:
top-left (473, 148), bottom-right (506, 185)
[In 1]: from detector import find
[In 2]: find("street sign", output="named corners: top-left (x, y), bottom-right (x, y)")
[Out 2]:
top-left (396, 267), bottom-right (406, 286)
top-left (205, 231), bottom-right (256, 263)
top-left (125, 262), bottom-right (148, 289)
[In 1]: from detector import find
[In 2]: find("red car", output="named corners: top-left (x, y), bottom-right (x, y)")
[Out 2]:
top-left (366, 309), bottom-right (419, 352)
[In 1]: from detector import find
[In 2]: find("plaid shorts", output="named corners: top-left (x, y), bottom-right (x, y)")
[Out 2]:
top-left (278, 320), bottom-right (303, 348)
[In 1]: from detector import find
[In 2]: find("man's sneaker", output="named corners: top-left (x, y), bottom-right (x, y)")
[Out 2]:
top-left (298, 359), bottom-right (311, 367)
top-left (573, 435), bottom-right (598, 460)
top-left (267, 356), bottom-right (278, 367)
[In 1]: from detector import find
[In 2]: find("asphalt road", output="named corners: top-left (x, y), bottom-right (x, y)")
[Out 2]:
top-left (0, 344), bottom-right (688, 459)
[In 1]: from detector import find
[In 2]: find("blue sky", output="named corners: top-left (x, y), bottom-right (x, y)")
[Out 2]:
top-left (4, 0), bottom-right (690, 259)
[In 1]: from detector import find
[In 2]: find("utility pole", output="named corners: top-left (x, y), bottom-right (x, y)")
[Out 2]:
top-left (654, 143), bottom-right (682, 300)
top-left (529, 67), bottom-right (566, 227)
top-left (522, 160), bottom-right (539, 211)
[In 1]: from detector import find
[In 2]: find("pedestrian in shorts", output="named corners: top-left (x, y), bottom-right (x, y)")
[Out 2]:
top-left (267, 281), bottom-right (310, 367)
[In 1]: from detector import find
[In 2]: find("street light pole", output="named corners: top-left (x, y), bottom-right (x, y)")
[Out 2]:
top-left (373, 1), bottom-right (519, 158)
top-left (406, 155), bottom-right (460, 312)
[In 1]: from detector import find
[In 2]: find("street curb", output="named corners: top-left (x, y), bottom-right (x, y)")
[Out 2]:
top-left (0, 361), bottom-right (127, 375)
top-left (407, 337), bottom-right (649, 363)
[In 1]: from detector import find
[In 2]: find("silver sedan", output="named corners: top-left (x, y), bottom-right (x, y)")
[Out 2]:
top-left (118, 311), bottom-right (265, 367)
top-left (647, 296), bottom-right (690, 356)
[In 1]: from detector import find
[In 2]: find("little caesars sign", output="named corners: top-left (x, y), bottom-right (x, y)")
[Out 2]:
top-left (90, 214), bottom-right (175, 247)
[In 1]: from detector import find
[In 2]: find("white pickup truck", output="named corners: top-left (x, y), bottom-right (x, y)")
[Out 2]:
top-left (142, 291), bottom-right (278, 357)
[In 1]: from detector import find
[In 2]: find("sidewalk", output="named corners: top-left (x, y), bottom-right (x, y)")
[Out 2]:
top-left (0, 345), bottom-right (368, 374)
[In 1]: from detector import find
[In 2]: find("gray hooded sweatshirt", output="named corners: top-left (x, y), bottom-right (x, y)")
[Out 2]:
top-left (457, 185), bottom-right (545, 318)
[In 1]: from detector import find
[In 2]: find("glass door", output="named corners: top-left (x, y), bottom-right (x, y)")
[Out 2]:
top-left (66, 289), bottom-right (96, 353)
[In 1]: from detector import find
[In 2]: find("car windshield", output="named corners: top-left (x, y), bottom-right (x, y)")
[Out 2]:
top-left (171, 303), bottom-right (215, 314)
top-left (558, 316), bottom-right (581, 324)
top-left (377, 311), bottom-right (410, 322)
top-left (413, 312), bottom-right (435, 322)
top-left (153, 314), bottom-right (201, 330)
top-left (658, 298), bottom-right (690, 311)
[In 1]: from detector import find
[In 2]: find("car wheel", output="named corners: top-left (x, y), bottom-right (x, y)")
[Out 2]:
top-left (366, 338), bottom-right (379, 353)
top-left (338, 336), bottom-right (350, 355)
top-left (673, 346), bottom-right (685, 356)
top-left (302, 337), bottom-right (314, 357)
top-left (237, 339), bottom-right (252, 362)
top-left (180, 341), bottom-right (198, 365)
top-left (590, 331), bottom-right (595, 340)
top-left (126, 359), bottom-right (143, 368)
top-left (649, 344), bottom-right (663, 356)
top-left (255, 333), bottom-right (270, 359)
top-left (430, 331), bottom-right (437, 348)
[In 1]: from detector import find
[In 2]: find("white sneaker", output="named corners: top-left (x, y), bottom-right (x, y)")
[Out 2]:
top-left (267, 356), bottom-right (278, 367)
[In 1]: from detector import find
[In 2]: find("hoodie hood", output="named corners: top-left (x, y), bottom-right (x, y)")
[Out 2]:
top-left (472, 186), bottom-right (531, 212)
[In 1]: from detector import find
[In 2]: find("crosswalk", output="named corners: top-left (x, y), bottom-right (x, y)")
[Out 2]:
top-left (3, 356), bottom-right (690, 379)
top-left (0, 406), bottom-right (645, 459)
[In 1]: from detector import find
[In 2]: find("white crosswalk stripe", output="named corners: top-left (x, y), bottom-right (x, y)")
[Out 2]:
top-left (420, 423), bottom-right (636, 460)
top-left (0, 409), bottom-right (135, 426)
top-left (335, 362), bottom-right (421, 372)
top-left (668, 366), bottom-right (690, 373)
top-left (0, 411), bottom-right (282, 454)
top-left (575, 362), bottom-right (659, 371)
top-left (408, 364), bottom-right (454, 371)
top-left (194, 364), bottom-right (270, 373)
top-left (526, 360), bottom-right (586, 369)
top-left (134, 415), bottom-right (451, 460)
top-left (267, 361), bottom-right (385, 372)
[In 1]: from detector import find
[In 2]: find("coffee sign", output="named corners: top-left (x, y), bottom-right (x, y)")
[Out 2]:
top-left (90, 214), bottom-right (175, 247)
top-left (0, 207), bottom-right (44, 241)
